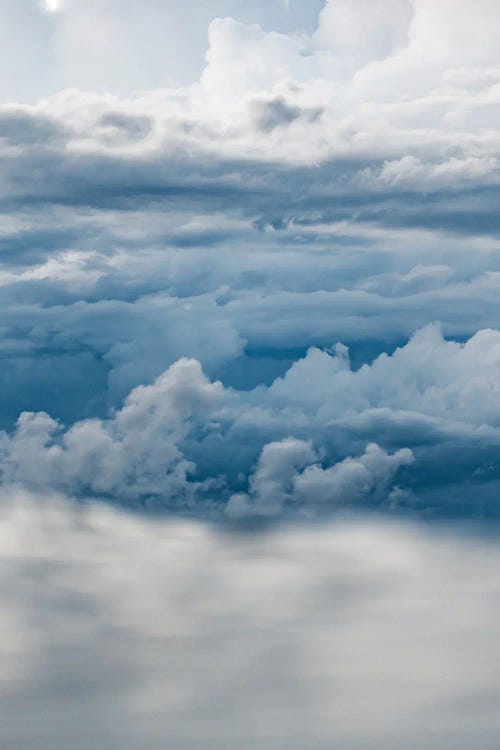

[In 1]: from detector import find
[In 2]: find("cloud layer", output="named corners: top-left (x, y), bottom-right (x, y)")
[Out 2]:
top-left (2, 7), bottom-right (500, 745)
top-left (0, 324), bottom-right (499, 517)
top-left (2, 493), bottom-right (500, 749)
top-left (0, 0), bottom-right (499, 516)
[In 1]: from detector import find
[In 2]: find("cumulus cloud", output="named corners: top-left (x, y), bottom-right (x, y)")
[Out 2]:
top-left (2, 493), bottom-right (500, 749)
top-left (227, 438), bottom-right (318, 518)
top-left (266, 323), bottom-right (500, 426)
top-left (0, 323), bottom-right (499, 516)
top-left (0, 351), bottom-right (415, 515)
top-left (0, 358), bottom-right (223, 508)
top-left (0, 0), bottom-right (498, 518)
top-left (0, 1), bottom-right (323, 100)
top-left (227, 441), bottom-right (413, 518)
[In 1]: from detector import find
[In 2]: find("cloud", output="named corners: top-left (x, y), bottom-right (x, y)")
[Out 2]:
top-left (0, 1), bottom-right (498, 518)
top-left (408, 0), bottom-right (500, 64)
top-left (227, 437), bottom-right (318, 518)
top-left (0, 358), bottom-right (223, 508)
top-left (0, 1), bottom-right (324, 101)
top-left (3, 493), bottom-right (500, 749)
top-left (0, 323), bottom-right (499, 517)
top-left (1, 7), bottom-right (500, 738)
top-left (266, 323), bottom-right (500, 426)
top-left (0, 350), bottom-right (415, 515)
top-left (249, 96), bottom-right (323, 133)
top-left (1, 8), bottom-right (500, 749)
top-left (0, 108), bottom-right (66, 146)
top-left (315, 0), bottom-right (413, 65)
top-left (227, 440), bottom-right (413, 518)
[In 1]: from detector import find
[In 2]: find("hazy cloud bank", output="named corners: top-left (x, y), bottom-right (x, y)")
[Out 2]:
top-left (2, 492), bottom-right (500, 749)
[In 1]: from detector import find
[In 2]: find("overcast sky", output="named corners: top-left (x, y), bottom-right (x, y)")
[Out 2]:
top-left (0, 0), bottom-right (498, 516)
top-left (2, 3), bottom-right (500, 747)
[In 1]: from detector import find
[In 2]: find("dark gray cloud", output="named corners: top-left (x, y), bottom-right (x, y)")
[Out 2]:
top-left (0, 110), bottom-right (66, 146)
top-left (97, 112), bottom-right (153, 144)
top-left (250, 97), bottom-right (323, 132)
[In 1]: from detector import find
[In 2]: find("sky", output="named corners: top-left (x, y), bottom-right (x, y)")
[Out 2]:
top-left (1, 1), bottom-right (500, 745)
top-left (0, 0), bottom-right (499, 517)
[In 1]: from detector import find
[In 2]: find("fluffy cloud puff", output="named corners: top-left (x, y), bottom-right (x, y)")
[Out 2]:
top-left (3, 493), bottom-right (500, 749)
top-left (227, 440), bottom-right (413, 518)
top-left (0, 358), bottom-right (222, 508)
top-left (2, 1), bottom-right (499, 166)
top-left (1, 324), bottom-right (500, 517)
top-left (0, 355), bottom-right (413, 516)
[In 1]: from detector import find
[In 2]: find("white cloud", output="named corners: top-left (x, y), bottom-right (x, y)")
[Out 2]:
top-left (227, 438), bottom-right (318, 517)
top-left (1, 323), bottom-right (500, 514)
top-left (227, 441), bottom-right (413, 518)
top-left (408, 0), bottom-right (500, 64)
top-left (315, 0), bottom-right (413, 64)
top-left (0, 358), bottom-right (223, 507)
top-left (2, 493), bottom-right (500, 749)
top-left (266, 323), bottom-right (500, 426)
top-left (293, 442), bottom-right (414, 507)
top-left (0, 1), bottom-right (323, 100)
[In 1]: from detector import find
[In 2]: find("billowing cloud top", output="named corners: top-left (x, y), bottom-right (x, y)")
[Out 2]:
top-left (0, 0), bottom-right (499, 518)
